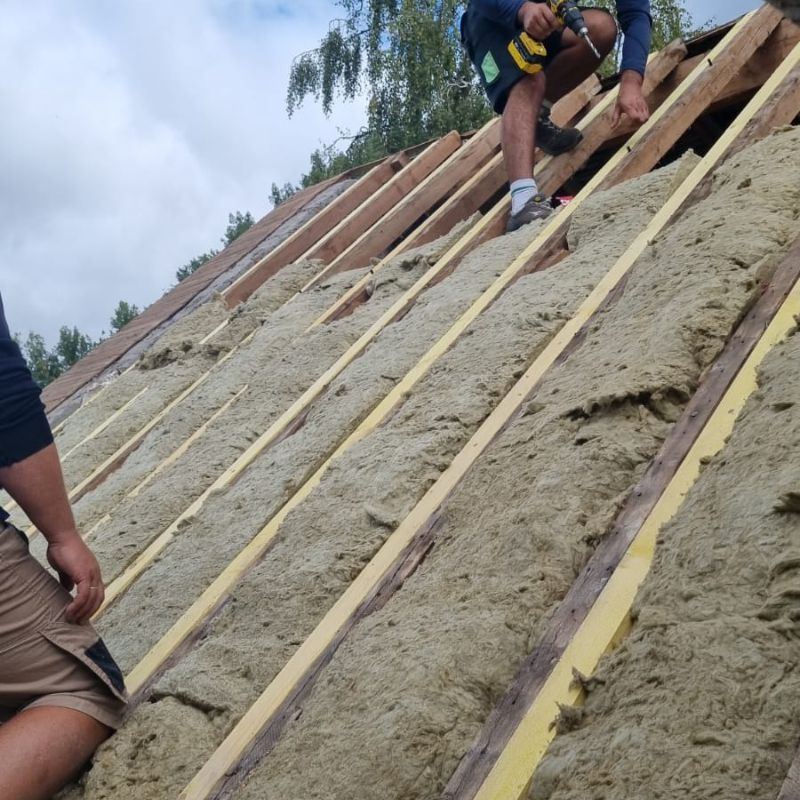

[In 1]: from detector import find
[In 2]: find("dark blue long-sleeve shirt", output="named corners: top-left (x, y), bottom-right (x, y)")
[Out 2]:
top-left (0, 294), bottom-right (54, 521)
top-left (469, 0), bottom-right (652, 76)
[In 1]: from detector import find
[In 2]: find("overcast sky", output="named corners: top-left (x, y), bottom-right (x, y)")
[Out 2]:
top-left (0, 0), bottom-right (763, 343)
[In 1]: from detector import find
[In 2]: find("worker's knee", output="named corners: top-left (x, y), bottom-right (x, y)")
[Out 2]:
top-left (583, 9), bottom-right (618, 57)
top-left (509, 71), bottom-right (546, 102)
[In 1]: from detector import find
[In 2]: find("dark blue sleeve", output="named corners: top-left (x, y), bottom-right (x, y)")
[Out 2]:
top-left (0, 294), bottom-right (54, 471)
top-left (470, 0), bottom-right (526, 29)
top-left (616, 0), bottom-right (652, 76)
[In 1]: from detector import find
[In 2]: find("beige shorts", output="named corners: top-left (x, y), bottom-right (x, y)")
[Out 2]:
top-left (0, 524), bottom-right (127, 729)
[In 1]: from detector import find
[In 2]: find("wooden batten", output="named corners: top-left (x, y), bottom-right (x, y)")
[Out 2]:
top-left (221, 155), bottom-right (405, 308)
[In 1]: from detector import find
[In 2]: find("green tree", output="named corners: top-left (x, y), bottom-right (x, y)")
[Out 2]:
top-left (18, 332), bottom-right (62, 386)
top-left (270, 181), bottom-right (299, 208)
top-left (55, 326), bottom-right (95, 368)
top-left (110, 300), bottom-right (140, 333)
top-left (223, 211), bottom-right (255, 245)
top-left (286, 0), bottom-right (701, 182)
top-left (286, 0), bottom-right (493, 182)
top-left (176, 251), bottom-right (217, 282)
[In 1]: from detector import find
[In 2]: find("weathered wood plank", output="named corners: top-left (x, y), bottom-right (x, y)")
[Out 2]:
top-left (305, 133), bottom-right (461, 268)
top-left (221, 156), bottom-right (403, 308)
top-left (602, 4), bottom-right (783, 187)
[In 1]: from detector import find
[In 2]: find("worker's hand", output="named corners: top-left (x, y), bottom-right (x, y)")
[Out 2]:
top-left (46, 530), bottom-right (105, 624)
top-left (517, 1), bottom-right (560, 40)
top-left (612, 70), bottom-right (650, 128)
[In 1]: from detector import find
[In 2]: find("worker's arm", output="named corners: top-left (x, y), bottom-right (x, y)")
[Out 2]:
top-left (613, 0), bottom-right (653, 126)
top-left (0, 296), bottom-right (104, 623)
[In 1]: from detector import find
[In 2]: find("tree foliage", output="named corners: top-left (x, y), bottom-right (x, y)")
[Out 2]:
top-left (16, 325), bottom-right (97, 387)
top-left (286, 0), bottom-right (701, 182)
top-left (287, 0), bottom-right (493, 182)
top-left (110, 300), bottom-right (140, 333)
top-left (270, 181), bottom-right (299, 208)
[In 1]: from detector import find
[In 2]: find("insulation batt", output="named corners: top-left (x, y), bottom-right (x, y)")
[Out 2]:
top-left (94, 217), bottom-right (528, 672)
top-left (64, 128), bottom-right (800, 799)
top-left (38, 255), bottom-right (326, 521)
top-left (531, 329), bottom-right (800, 800)
top-left (67, 152), bottom-right (701, 798)
top-left (233, 128), bottom-right (800, 800)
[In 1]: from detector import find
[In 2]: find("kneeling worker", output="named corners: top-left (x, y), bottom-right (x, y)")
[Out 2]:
top-left (462, 0), bottom-right (653, 231)
top-left (0, 294), bottom-right (127, 800)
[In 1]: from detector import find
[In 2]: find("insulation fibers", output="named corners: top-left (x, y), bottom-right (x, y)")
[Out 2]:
top-left (228, 128), bottom-right (800, 799)
top-left (530, 329), bottom-right (800, 800)
top-left (73, 153), bottom-right (701, 799)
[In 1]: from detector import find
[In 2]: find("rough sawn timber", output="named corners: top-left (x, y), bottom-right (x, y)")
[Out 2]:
top-left (221, 154), bottom-right (406, 307)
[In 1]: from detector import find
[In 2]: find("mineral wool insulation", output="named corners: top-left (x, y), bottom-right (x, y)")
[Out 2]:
top-left (64, 127), bottom-right (800, 799)
top-left (529, 316), bottom-right (800, 799)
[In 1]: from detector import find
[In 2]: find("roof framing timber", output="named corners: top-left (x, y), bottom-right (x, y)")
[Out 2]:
top-left (218, 154), bottom-right (407, 309)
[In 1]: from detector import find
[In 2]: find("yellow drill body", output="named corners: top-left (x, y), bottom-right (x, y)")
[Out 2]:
top-left (507, 0), bottom-right (601, 74)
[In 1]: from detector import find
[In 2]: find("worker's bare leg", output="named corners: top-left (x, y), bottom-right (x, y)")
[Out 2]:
top-left (545, 9), bottom-right (617, 103)
top-left (0, 706), bottom-right (110, 800)
top-left (502, 71), bottom-right (546, 182)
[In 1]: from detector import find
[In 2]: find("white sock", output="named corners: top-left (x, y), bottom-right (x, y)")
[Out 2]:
top-left (510, 178), bottom-right (538, 215)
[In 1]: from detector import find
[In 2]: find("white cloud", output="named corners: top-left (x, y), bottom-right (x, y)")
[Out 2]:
top-left (0, 0), bottom-right (366, 342)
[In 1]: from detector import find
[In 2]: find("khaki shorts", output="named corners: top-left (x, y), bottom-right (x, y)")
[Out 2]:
top-left (0, 524), bottom-right (127, 729)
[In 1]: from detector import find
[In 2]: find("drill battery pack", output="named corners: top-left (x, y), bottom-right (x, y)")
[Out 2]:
top-left (507, 33), bottom-right (548, 75)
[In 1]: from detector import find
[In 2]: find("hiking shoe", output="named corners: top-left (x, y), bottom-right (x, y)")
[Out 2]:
top-left (506, 194), bottom-right (553, 233)
top-left (536, 105), bottom-right (583, 156)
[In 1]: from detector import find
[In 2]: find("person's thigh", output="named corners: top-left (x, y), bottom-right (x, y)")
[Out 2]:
top-left (0, 525), bottom-right (127, 729)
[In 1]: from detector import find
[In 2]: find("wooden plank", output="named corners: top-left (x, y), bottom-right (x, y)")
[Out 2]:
top-left (221, 157), bottom-right (402, 308)
top-left (779, 747), bottom-right (800, 800)
top-left (309, 74), bottom-right (604, 328)
top-left (447, 233), bottom-right (800, 800)
top-left (42, 178), bottom-right (339, 414)
top-left (309, 125), bottom-right (500, 279)
top-left (472, 279), bottom-right (800, 800)
top-left (602, 4), bottom-right (782, 188)
top-left (60, 387), bottom-right (149, 461)
top-left (309, 47), bottom-right (682, 330)
top-left (120, 37), bottom-right (690, 703)
top-left (172, 28), bottom-right (757, 799)
top-left (302, 134), bottom-right (460, 269)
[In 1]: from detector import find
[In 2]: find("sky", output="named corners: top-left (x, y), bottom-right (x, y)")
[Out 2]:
top-left (0, 0), bottom-right (763, 343)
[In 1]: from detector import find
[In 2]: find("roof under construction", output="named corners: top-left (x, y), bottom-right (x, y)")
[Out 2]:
top-left (6, 6), bottom-right (800, 799)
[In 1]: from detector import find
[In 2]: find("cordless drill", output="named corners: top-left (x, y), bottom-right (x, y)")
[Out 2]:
top-left (508, 0), bottom-right (601, 75)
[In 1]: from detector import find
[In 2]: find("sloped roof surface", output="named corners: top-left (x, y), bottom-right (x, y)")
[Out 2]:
top-left (11, 7), bottom-right (800, 799)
